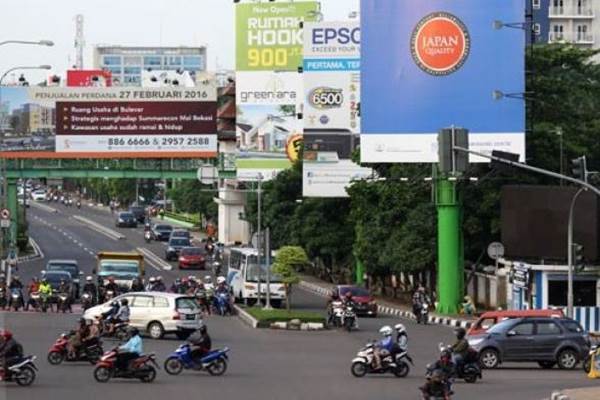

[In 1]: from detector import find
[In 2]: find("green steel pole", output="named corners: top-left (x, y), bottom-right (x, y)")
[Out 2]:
top-left (7, 178), bottom-right (18, 248)
top-left (436, 178), bottom-right (463, 314)
top-left (355, 259), bottom-right (365, 285)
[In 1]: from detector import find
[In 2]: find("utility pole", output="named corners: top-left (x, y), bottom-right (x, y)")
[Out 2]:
top-left (256, 173), bottom-right (263, 306)
top-left (264, 226), bottom-right (272, 310)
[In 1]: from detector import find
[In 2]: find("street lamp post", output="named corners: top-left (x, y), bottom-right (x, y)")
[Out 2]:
top-left (567, 187), bottom-right (585, 318)
top-left (557, 128), bottom-right (564, 185)
top-left (256, 173), bottom-right (263, 306)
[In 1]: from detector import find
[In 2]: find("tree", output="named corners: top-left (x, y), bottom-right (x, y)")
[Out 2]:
top-left (272, 246), bottom-right (308, 310)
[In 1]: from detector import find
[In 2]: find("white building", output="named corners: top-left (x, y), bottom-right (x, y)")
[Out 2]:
top-left (548, 0), bottom-right (596, 48)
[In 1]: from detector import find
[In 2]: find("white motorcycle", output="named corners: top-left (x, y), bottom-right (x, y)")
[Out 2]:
top-left (350, 342), bottom-right (412, 378)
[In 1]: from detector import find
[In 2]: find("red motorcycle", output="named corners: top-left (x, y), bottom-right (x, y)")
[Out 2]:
top-left (93, 348), bottom-right (158, 383)
top-left (47, 332), bottom-right (103, 365)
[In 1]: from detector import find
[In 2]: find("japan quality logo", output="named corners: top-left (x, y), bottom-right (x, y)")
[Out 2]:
top-left (410, 12), bottom-right (471, 76)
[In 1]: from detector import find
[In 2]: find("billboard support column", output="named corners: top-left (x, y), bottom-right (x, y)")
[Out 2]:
top-left (355, 259), bottom-right (365, 286)
top-left (7, 178), bottom-right (18, 250)
top-left (436, 178), bottom-right (463, 314)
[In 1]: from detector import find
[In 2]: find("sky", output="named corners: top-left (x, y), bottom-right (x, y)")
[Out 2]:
top-left (0, 0), bottom-right (359, 85)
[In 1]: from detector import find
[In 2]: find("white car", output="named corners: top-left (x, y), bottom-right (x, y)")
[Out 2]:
top-left (83, 292), bottom-right (203, 339)
top-left (31, 190), bottom-right (47, 201)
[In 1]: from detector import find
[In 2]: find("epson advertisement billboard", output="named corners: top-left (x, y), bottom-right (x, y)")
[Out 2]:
top-left (360, 0), bottom-right (526, 163)
top-left (303, 22), bottom-right (372, 198)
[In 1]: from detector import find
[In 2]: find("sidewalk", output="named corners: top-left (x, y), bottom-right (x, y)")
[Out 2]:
top-left (299, 274), bottom-right (476, 329)
top-left (551, 387), bottom-right (600, 400)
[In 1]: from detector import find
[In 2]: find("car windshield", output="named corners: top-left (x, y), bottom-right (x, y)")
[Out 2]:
top-left (170, 239), bottom-right (190, 247)
top-left (246, 263), bottom-right (282, 283)
top-left (156, 225), bottom-right (172, 231)
top-left (339, 287), bottom-right (369, 297)
top-left (172, 231), bottom-right (190, 237)
top-left (99, 262), bottom-right (139, 278)
top-left (47, 263), bottom-right (78, 278)
top-left (488, 319), bottom-right (517, 334)
top-left (129, 207), bottom-right (144, 213)
top-left (44, 273), bottom-right (70, 285)
top-left (119, 213), bottom-right (134, 218)
top-left (176, 297), bottom-right (200, 311)
top-left (182, 247), bottom-right (204, 256)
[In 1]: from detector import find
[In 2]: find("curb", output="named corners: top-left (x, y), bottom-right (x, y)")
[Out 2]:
top-left (72, 215), bottom-right (125, 240)
top-left (270, 321), bottom-right (326, 331)
top-left (233, 305), bottom-right (258, 328)
top-left (16, 238), bottom-right (44, 263)
top-left (299, 280), bottom-right (473, 329)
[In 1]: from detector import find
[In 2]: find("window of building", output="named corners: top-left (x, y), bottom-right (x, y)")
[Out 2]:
top-left (533, 0), bottom-right (540, 9)
top-left (534, 23), bottom-right (541, 35)
top-left (167, 56), bottom-right (182, 66)
top-left (548, 278), bottom-right (597, 307)
top-left (183, 56), bottom-right (203, 67)
top-left (123, 75), bottom-right (141, 84)
top-left (106, 66), bottom-right (122, 75)
top-left (124, 66), bottom-right (141, 75)
top-left (102, 55), bottom-right (121, 66)
top-left (123, 56), bottom-right (142, 66)
top-left (143, 56), bottom-right (162, 66)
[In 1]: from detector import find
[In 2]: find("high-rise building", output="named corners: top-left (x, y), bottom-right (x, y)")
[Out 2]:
top-left (547, 0), bottom-right (595, 47)
top-left (529, 0), bottom-right (551, 44)
top-left (92, 45), bottom-right (207, 86)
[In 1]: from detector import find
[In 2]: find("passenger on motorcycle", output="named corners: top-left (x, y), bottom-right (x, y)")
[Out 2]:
top-left (153, 276), bottom-right (166, 292)
top-left (130, 277), bottom-right (145, 292)
top-left (109, 299), bottom-right (130, 333)
top-left (373, 326), bottom-right (395, 370)
top-left (82, 276), bottom-right (97, 304)
top-left (0, 330), bottom-right (24, 380)
top-left (451, 328), bottom-right (470, 371)
top-left (342, 291), bottom-right (355, 307)
top-left (101, 300), bottom-right (120, 331)
top-left (116, 328), bottom-right (143, 372)
top-left (25, 277), bottom-right (40, 311)
top-left (68, 318), bottom-right (90, 359)
top-left (146, 276), bottom-right (156, 291)
top-left (187, 324), bottom-right (211, 362)
top-left (394, 323), bottom-right (408, 352)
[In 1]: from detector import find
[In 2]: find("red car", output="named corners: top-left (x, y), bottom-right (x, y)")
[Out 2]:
top-left (335, 285), bottom-right (378, 317)
top-left (178, 247), bottom-right (207, 270)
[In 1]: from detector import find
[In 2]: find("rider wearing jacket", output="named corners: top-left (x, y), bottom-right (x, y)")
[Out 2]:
top-left (82, 276), bottom-right (97, 304)
top-left (373, 326), bottom-right (395, 370)
top-left (25, 278), bottom-right (40, 311)
top-left (116, 328), bottom-right (142, 371)
top-left (8, 276), bottom-right (24, 308)
top-left (451, 328), bottom-right (470, 371)
top-left (0, 330), bottom-right (23, 379)
top-left (103, 276), bottom-right (120, 297)
top-left (187, 325), bottom-right (212, 361)
top-left (412, 286), bottom-right (428, 318)
top-left (153, 276), bottom-right (166, 292)
top-left (131, 277), bottom-right (145, 292)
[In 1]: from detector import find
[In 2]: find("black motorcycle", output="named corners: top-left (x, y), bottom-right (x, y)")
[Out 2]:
top-left (0, 287), bottom-right (7, 309)
top-left (81, 292), bottom-right (94, 310)
top-left (56, 292), bottom-right (71, 313)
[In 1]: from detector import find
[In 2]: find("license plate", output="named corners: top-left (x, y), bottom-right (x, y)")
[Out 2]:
top-left (185, 314), bottom-right (195, 320)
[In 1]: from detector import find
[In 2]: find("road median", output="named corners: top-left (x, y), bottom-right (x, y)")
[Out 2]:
top-left (136, 247), bottom-right (172, 271)
top-left (234, 305), bottom-right (325, 330)
top-left (72, 215), bottom-right (125, 240)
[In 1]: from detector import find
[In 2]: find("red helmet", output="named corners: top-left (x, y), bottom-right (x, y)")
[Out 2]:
top-left (0, 330), bottom-right (13, 340)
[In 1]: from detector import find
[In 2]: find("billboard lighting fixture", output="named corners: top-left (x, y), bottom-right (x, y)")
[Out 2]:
top-left (469, 177), bottom-right (479, 182)
top-left (492, 90), bottom-right (530, 101)
top-left (493, 20), bottom-right (527, 31)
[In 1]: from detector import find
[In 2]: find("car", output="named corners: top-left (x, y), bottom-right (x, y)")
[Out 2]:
top-left (178, 247), bottom-right (207, 269)
top-left (170, 229), bottom-right (191, 240)
top-left (166, 237), bottom-right (192, 261)
top-left (46, 259), bottom-right (82, 298)
top-left (115, 212), bottom-right (137, 228)
top-left (83, 292), bottom-right (203, 339)
top-left (31, 190), bottom-right (47, 201)
top-left (469, 317), bottom-right (590, 370)
top-left (152, 224), bottom-right (173, 241)
top-left (333, 285), bottom-right (378, 317)
top-left (467, 309), bottom-right (565, 336)
top-left (128, 206), bottom-right (146, 224)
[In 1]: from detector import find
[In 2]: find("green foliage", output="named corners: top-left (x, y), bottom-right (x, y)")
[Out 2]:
top-left (243, 307), bottom-right (326, 327)
top-left (272, 246), bottom-right (307, 285)
top-left (169, 180), bottom-right (217, 219)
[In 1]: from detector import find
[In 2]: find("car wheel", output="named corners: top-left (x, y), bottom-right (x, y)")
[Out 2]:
top-left (479, 348), bottom-right (500, 369)
top-left (147, 322), bottom-right (164, 340)
top-left (538, 361), bottom-right (556, 369)
top-left (557, 349), bottom-right (578, 370)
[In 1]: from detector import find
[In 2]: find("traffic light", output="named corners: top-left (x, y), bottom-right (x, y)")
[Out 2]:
top-left (572, 243), bottom-right (585, 273)
top-left (571, 156), bottom-right (587, 182)
top-left (438, 128), bottom-right (469, 174)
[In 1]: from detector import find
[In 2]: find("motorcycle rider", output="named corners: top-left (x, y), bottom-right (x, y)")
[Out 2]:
top-left (420, 369), bottom-right (450, 400)
top-left (0, 330), bottom-right (24, 380)
top-left (101, 300), bottom-right (120, 333)
top-left (451, 327), bottom-right (470, 372)
top-left (39, 278), bottom-right (53, 311)
top-left (8, 276), bottom-right (24, 309)
top-left (0, 275), bottom-right (6, 309)
top-left (187, 324), bottom-right (211, 362)
top-left (394, 323), bottom-right (408, 352)
top-left (153, 276), bottom-right (166, 292)
top-left (131, 277), bottom-right (144, 292)
top-left (412, 286), bottom-right (430, 322)
top-left (82, 276), bottom-right (98, 305)
top-left (372, 326), bottom-right (395, 371)
top-left (103, 276), bottom-right (120, 297)
top-left (108, 298), bottom-right (130, 334)
top-left (326, 290), bottom-right (341, 325)
top-left (116, 327), bottom-right (143, 372)
top-left (146, 276), bottom-right (156, 291)
top-left (342, 290), bottom-right (355, 308)
top-left (25, 277), bottom-right (40, 311)
top-left (57, 278), bottom-right (72, 313)
top-left (170, 278), bottom-right (183, 294)
top-left (68, 318), bottom-right (89, 359)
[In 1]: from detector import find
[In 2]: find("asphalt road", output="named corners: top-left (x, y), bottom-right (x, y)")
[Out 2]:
top-left (0, 202), bottom-right (596, 399)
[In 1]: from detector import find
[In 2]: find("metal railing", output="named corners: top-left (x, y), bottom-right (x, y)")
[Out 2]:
top-left (549, 6), bottom-right (594, 17)
top-left (549, 32), bottom-right (594, 43)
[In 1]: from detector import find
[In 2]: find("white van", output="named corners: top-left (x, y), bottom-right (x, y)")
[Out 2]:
top-left (228, 247), bottom-right (286, 307)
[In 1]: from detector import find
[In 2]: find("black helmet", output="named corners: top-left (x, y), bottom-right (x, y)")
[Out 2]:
top-left (121, 298), bottom-right (129, 306)
top-left (455, 327), bottom-right (466, 340)
top-left (129, 327), bottom-right (139, 336)
top-left (78, 317), bottom-right (86, 325)
top-left (199, 325), bottom-right (207, 334)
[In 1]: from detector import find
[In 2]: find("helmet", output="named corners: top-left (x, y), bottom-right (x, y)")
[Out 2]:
top-left (129, 327), bottom-right (140, 337)
top-left (111, 301), bottom-right (119, 307)
top-left (394, 323), bottom-right (406, 334)
top-left (0, 330), bottom-right (13, 340)
top-left (216, 276), bottom-right (226, 285)
top-left (204, 275), bottom-right (212, 283)
top-left (149, 277), bottom-right (156, 283)
top-left (199, 324), bottom-right (207, 334)
top-left (121, 298), bottom-right (129, 306)
top-left (108, 276), bottom-right (115, 283)
top-left (345, 291), bottom-right (353, 299)
top-left (379, 325), bottom-right (393, 337)
top-left (86, 276), bottom-right (93, 282)
top-left (455, 327), bottom-right (466, 340)
top-left (78, 317), bottom-right (86, 325)
top-left (157, 276), bottom-right (163, 281)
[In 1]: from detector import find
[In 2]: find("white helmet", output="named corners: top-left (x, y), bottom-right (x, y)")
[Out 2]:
top-left (216, 276), bottom-right (226, 285)
top-left (86, 276), bottom-right (93, 282)
top-left (379, 325), bottom-right (393, 337)
top-left (204, 275), bottom-right (212, 283)
top-left (394, 323), bottom-right (406, 334)
top-left (149, 276), bottom-right (156, 283)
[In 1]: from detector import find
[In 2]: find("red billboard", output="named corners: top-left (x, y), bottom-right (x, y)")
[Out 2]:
top-left (67, 70), bottom-right (112, 87)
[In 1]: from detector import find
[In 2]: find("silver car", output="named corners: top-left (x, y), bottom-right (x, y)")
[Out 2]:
top-left (84, 292), bottom-right (203, 340)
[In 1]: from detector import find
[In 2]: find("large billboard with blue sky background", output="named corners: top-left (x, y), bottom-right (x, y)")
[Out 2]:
top-left (360, 0), bottom-right (526, 163)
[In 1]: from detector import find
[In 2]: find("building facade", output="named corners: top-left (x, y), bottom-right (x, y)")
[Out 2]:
top-left (92, 46), bottom-right (207, 86)
top-left (529, 0), bottom-right (551, 44)
top-left (544, 0), bottom-right (597, 47)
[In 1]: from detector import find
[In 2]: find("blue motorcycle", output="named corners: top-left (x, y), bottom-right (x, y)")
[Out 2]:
top-left (213, 292), bottom-right (231, 316)
top-left (164, 344), bottom-right (229, 376)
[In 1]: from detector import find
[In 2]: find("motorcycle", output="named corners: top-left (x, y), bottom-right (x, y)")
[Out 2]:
top-left (343, 305), bottom-right (357, 332)
top-left (144, 230), bottom-right (152, 243)
top-left (0, 287), bottom-right (6, 309)
top-left (433, 343), bottom-right (481, 384)
top-left (194, 289), bottom-right (211, 314)
top-left (9, 288), bottom-right (23, 311)
top-left (417, 303), bottom-right (430, 324)
top-left (420, 373), bottom-right (453, 400)
top-left (81, 292), bottom-right (94, 310)
top-left (583, 344), bottom-right (599, 374)
top-left (76, 201), bottom-right (81, 209)
top-left (68, 198), bottom-right (73, 207)
top-left (214, 292), bottom-right (231, 316)
top-left (350, 341), bottom-right (412, 378)
top-left (56, 292), bottom-right (70, 313)
top-left (40, 292), bottom-right (51, 312)
top-left (28, 292), bottom-right (41, 311)
top-left (329, 300), bottom-right (344, 327)
top-left (0, 356), bottom-right (38, 386)
top-left (47, 333), bottom-right (104, 365)
top-left (99, 320), bottom-right (130, 341)
top-left (211, 256), bottom-right (222, 276)
top-left (164, 343), bottom-right (229, 376)
top-left (93, 348), bottom-right (158, 383)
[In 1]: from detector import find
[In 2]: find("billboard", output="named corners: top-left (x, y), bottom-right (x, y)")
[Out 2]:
top-left (302, 21), bottom-right (372, 197)
top-left (360, 0), bottom-right (526, 163)
top-left (66, 70), bottom-right (112, 87)
top-left (0, 84), bottom-right (217, 158)
top-left (236, 1), bottom-right (320, 71)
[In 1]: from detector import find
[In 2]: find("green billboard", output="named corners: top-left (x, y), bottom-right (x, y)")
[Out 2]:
top-left (236, 1), bottom-right (320, 71)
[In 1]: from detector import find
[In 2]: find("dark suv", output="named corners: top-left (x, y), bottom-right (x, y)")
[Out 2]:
top-left (469, 317), bottom-right (589, 370)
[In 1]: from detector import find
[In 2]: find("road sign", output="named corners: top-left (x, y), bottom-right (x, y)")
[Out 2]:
top-left (0, 208), bottom-right (10, 220)
top-left (0, 219), bottom-right (10, 228)
top-left (511, 262), bottom-right (530, 289)
top-left (197, 164), bottom-right (218, 185)
top-left (487, 242), bottom-right (505, 260)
